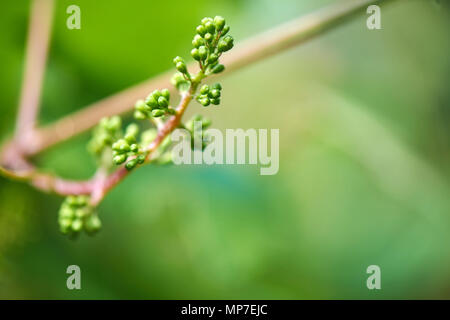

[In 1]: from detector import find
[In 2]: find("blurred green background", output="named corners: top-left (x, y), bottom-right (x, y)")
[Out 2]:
top-left (0, 0), bottom-right (449, 299)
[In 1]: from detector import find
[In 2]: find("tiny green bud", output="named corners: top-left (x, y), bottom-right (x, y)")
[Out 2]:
top-left (200, 85), bottom-right (210, 95)
top-left (135, 99), bottom-right (149, 113)
top-left (211, 98), bottom-right (221, 105)
top-left (212, 83), bottom-right (222, 90)
top-left (210, 89), bottom-right (221, 98)
top-left (161, 88), bottom-right (170, 100)
top-left (134, 110), bottom-right (147, 120)
top-left (207, 53), bottom-right (219, 64)
top-left (66, 196), bottom-right (78, 207)
top-left (76, 195), bottom-right (88, 206)
top-left (125, 134), bottom-right (136, 144)
top-left (204, 33), bottom-right (213, 43)
top-left (221, 25), bottom-right (230, 35)
top-left (176, 61), bottom-right (187, 74)
top-left (59, 219), bottom-right (72, 234)
top-left (198, 46), bottom-right (207, 61)
top-left (200, 97), bottom-right (210, 106)
top-left (113, 154), bottom-right (127, 165)
top-left (214, 16), bottom-right (225, 31)
top-left (196, 25), bottom-right (206, 36)
top-left (107, 116), bottom-right (122, 131)
top-left (205, 21), bottom-right (215, 33)
top-left (201, 17), bottom-right (213, 25)
top-left (71, 219), bottom-right (83, 232)
top-left (158, 96), bottom-right (169, 108)
top-left (125, 159), bottom-right (138, 171)
top-left (112, 139), bottom-right (130, 152)
top-left (60, 207), bottom-right (74, 219)
top-left (75, 208), bottom-right (88, 219)
top-left (152, 109), bottom-right (165, 118)
top-left (191, 48), bottom-right (201, 61)
top-left (99, 117), bottom-right (109, 129)
top-left (218, 36), bottom-right (234, 52)
top-left (173, 56), bottom-right (184, 64)
top-left (85, 215), bottom-right (102, 233)
top-left (145, 94), bottom-right (158, 108)
top-left (211, 64), bottom-right (225, 74)
top-left (130, 144), bottom-right (139, 153)
top-left (137, 154), bottom-right (146, 164)
top-left (126, 123), bottom-right (139, 136)
top-left (192, 35), bottom-right (204, 48)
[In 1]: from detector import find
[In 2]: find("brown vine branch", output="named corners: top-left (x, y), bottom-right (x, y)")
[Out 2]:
top-left (24, 0), bottom-right (389, 156)
top-left (15, 0), bottom-right (54, 151)
top-left (0, 0), bottom-right (393, 202)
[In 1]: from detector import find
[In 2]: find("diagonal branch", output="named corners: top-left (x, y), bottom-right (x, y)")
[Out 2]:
top-left (15, 0), bottom-right (54, 150)
top-left (0, 0), bottom-right (395, 201)
top-left (26, 0), bottom-right (391, 156)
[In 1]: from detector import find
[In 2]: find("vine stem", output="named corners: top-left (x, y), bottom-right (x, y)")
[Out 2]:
top-left (0, 0), bottom-right (393, 201)
top-left (19, 0), bottom-right (390, 157)
top-left (15, 0), bottom-right (54, 151)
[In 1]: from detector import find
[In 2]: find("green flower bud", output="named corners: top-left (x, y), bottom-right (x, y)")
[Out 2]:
top-left (134, 110), bottom-right (148, 120)
top-left (198, 46), bottom-right (207, 61)
top-left (85, 215), bottom-right (102, 233)
top-left (130, 144), bottom-right (139, 153)
top-left (199, 97), bottom-right (210, 106)
top-left (137, 154), bottom-right (146, 164)
top-left (66, 196), bottom-right (78, 207)
top-left (71, 219), bottom-right (83, 232)
top-left (192, 35), bottom-right (204, 48)
top-left (196, 25), bottom-right (206, 36)
top-left (75, 208), bottom-right (88, 219)
top-left (221, 25), bottom-right (230, 35)
top-left (145, 94), bottom-right (158, 108)
top-left (99, 117), bottom-right (109, 129)
top-left (135, 99), bottom-right (149, 113)
top-left (158, 96), bottom-right (169, 108)
top-left (207, 53), bottom-right (219, 64)
top-left (125, 158), bottom-right (138, 171)
top-left (204, 33), bottom-right (213, 43)
top-left (212, 83), bottom-right (222, 90)
top-left (173, 56), bottom-right (184, 64)
top-left (60, 207), bottom-right (74, 219)
top-left (211, 98), bottom-right (221, 105)
top-left (113, 154), bottom-right (127, 165)
top-left (176, 61), bottom-right (187, 74)
top-left (124, 134), bottom-right (135, 144)
top-left (200, 85), bottom-right (210, 95)
top-left (76, 195), bottom-right (88, 206)
top-left (218, 36), bottom-right (234, 52)
top-left (214, 16), bottom-right (225, 31)
top-left (205, 21), bottom-right (215, 34)
top-left (201, 17), bottom-right (213, 25)
top-left (211, 64), bottom-right (225, 74)
top-left (107, 116), bottom-right (122, 132)
top-left (191, 48), bottom-right (201, 61)
top-left (161, 88), bottom-right (170, 100)
top-left (152, 109), bottom-right (165, 118)
top-left (112, 139), bottom-right (126, 152)
top-left (210, 89), bottom-right (221, 98)
top-left (126, 123), bottom-right (138, 136)
top-left (59, 219), bottom-right (72, 234)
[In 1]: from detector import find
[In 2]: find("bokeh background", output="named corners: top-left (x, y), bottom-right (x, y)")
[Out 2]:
top-left (0, 0), bottom-right (449, 299)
